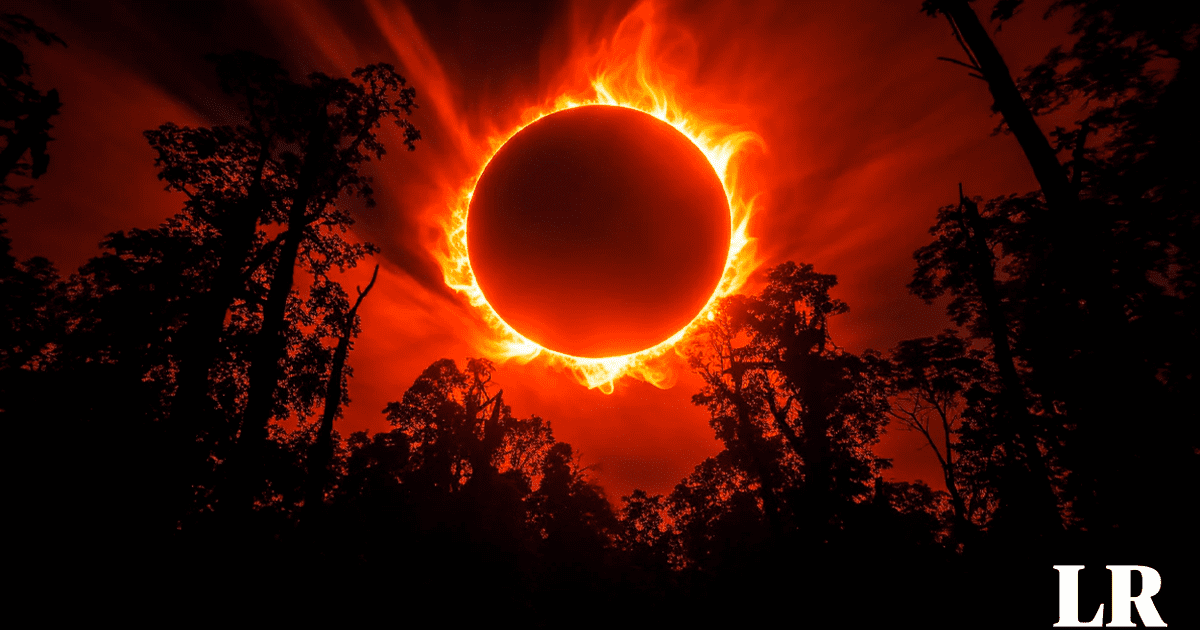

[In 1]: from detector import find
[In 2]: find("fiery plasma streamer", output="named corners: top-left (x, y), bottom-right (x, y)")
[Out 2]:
top-left (435, 4), bottom-right (763, 393)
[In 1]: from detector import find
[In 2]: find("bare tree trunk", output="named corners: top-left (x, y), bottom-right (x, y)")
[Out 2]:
top-left (228, 110), bottom-right (330, 512)
top-left (172, 138), bottom-right (274, 436)
top-left (231, 215), bottom-right (305, 508)
top-left (933, 0), bottom-right (1076, 214)
top-left (773, 321), bottom-right (836, 545)
top-left (891, 399), bottom-right (975, 537)
top-left (302, 264), bottom-right (379, 517)
top-left (931, 2), bottom-right (1163, 538)
top-left (464, 389), bottom-right (504, 492)
top-left (938, 416), bottom-right (974, 538)
top-left (796, 364), bottom-right (834, 545)
top-left (173, 209), bottom-right (258, 423)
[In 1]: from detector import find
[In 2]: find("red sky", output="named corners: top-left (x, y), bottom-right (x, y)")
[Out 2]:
top-left (5, 0), bottom-right (1076, 501)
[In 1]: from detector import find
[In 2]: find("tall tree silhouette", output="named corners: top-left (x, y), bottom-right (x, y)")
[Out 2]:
top-left (1, 13), bottom-right (65, 393)
top-left (687, 261), bottom-right (890, 546)
top-left (921, 1), bottom-right (1074, 212)
top-left (302, 263), bottom-right (379, 520)
top-left (1013, 0), bottom-right (1199, 535)
top-left (1, 16), bottom-right (73, 555)
top-left (149, 52), bottom-right (295, 438)
top-left (139, 51), bottom-right (420, 511)
top-left (886, 330), bottom-right (995, 539)
top-left (910, 187), bottom-right (1061, 535)
top-left (235, 61), bottom-right (418, 500)
top-left (1011, 0), bottom-right (1199, 395)
top-left (917, 0), bottom-right (1198, 538)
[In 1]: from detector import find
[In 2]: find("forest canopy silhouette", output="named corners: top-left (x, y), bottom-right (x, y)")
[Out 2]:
top-left (1, 2), bottom-right (1196, 626)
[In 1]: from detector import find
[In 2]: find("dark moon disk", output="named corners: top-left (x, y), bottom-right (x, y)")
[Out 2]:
top-left (467, 105), bottom-right (731, 358)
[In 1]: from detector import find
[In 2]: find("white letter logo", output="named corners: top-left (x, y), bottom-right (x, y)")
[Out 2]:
top-left (1106, 565), bottom-right (1167, 628)
top-left (1054, 565), bottom-right (1104, 627)
top-left (1052, 565), bottom-right (1167, 627)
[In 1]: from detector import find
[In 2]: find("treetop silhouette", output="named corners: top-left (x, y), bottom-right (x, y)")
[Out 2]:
top-left (0, 4), bottom-right (1193, 625)
top-left (131, 51), bottom-right (423, 510)
top-left (1, 13), bottom-right (65, 205)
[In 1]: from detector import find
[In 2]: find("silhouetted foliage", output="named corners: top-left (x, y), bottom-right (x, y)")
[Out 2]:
top-left (917, 1), bottom-right (1197, 547)
top-left (0, 15), bottom-right (66, 411)
top-left (132, 51), bottom-right (423, 512)
top-left (0, 219), bottom-right (59, 372)
top-left (303, 264), bottom-right (379, 519)
top-left (886, 331), bottom-right (995, 538)
top-left (0, 13), bottom-right (64, 205)
top-left (1, 4), bottom-right (1194, 625)
top-left (3, 51), bottom-right (425, 568)
top-left (685, 261), bottom-right (890, 547)
top-left (910, 188), bottom-right (1063, 536)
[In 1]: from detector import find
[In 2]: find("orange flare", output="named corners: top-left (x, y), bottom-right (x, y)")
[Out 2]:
top-left (433, 1), bottom-right (764, 393)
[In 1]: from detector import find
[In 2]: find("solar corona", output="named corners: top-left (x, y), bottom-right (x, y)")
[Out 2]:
top-left (467, 104), bottom-right (731, 359)
top-left (439, 92), bottom-right (760, 393)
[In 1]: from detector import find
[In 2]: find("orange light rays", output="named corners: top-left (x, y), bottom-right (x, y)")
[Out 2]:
top-left (364, 0), bottom-right (476, 162)
top-left (264, 0), bottom-right (360, 76)
top-left (367, 1), bottom-right (764, 394)
top-left (437, 1), bottom-right (763, 394)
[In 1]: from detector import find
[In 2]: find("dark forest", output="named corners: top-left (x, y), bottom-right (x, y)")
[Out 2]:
top-left (2, 2), bottom-right (1196, 626)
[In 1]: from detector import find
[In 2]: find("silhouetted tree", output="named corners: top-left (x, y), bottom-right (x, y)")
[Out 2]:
top-left (0, 13), bottom-right (63, 205)
top-left (384, 358), bottom-right (554, 496)
top-left (665, 450), bottom-right (768, 572)
top-left (0, 219), bottom-right (59, 372)
top-left (326, 426), bottom-right (411, 548)
top-left (302, 264), bottom-right (379, 520)
top-left (922, 1), bottom-right (1075, 213)
top-left (358, 357), bottom-right (624, 613)
top-left (918, 0), bottom-right (1198, 539)
top-left (1011, 0), bottom-right (1199, 533)
top-left (379, 357), bottom-right (566, 578)
top-left (687, 262), bottom-right (890, 546)
top-left (874, 479), bottom-right (954, 549)
top-left (0, 14), bottom-right (66, 409)
top-left (0, 50), bottom-right (425, 547)
top-left (911, 187), bottom-right (1062, 535)
top-left (232, 61), bottom-right (418, 510)
top-left (617, 489), bottom-right (670, 568)
top-left (137, 51), bottom-right (421, 511)
top-left (529, 441), bottom-right (617, 551)
top-left (886, 331), bottom-right (995, 538)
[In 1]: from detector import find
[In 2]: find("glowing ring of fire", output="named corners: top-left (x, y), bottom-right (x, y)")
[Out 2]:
top-left (439, 83), bottom-right (761, 393)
